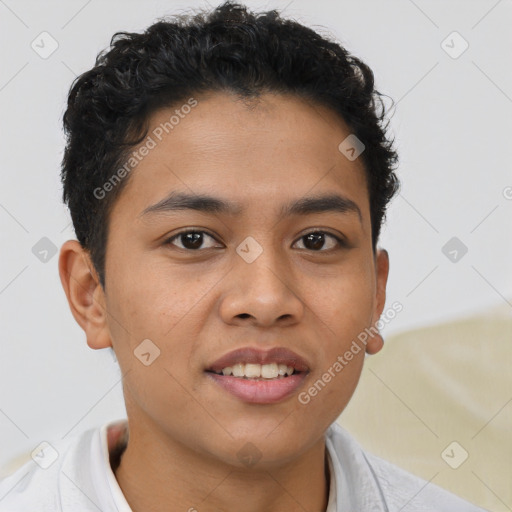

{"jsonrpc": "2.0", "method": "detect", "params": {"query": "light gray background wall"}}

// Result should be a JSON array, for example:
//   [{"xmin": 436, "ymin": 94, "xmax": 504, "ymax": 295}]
[{"xmin": 1, "ymin": 0, "xmax": 510, "ymax": 490}]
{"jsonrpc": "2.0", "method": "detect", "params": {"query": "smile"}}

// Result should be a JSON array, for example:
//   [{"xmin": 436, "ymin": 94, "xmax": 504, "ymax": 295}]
[
  {"xmin": 205, "ymin": 368, "xmax": 308, "ymax": 404},
  {"xmin": 209, "ymin": 362, "xmax": 296, "ymax": 379}
]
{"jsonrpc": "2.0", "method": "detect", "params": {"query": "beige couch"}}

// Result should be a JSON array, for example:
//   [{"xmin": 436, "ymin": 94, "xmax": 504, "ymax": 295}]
[{"xmin": 338, "ymin": 301, "xmax": 512, "ymax": 512}]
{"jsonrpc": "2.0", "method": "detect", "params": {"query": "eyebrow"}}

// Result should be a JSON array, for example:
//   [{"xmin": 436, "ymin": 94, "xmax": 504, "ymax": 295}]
[{"xmin": 139, "ymin": 191, "xmax": 362, "ymax": 224}]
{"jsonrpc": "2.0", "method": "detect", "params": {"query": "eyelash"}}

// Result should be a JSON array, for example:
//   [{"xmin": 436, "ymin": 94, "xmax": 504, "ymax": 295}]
[{"xmin": 163, "ymin": 229, "xmax": 346, "ymax": 253}]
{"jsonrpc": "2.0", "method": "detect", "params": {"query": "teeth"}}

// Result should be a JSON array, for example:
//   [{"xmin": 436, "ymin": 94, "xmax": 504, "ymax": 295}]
[
  {"xmin": 217, "ymin": 363, "xmax": 296, "ymax": 378},
  {"xmin": 261, "ymin": 363, "xmax": 278, "ymax": 378},
  {"xmin": 245, "ymin": 363, "xmax": 261, "ymax": 378},
  {"xmin": 232, "ymin": 363, "xmax": 245, "ymax": 377}
]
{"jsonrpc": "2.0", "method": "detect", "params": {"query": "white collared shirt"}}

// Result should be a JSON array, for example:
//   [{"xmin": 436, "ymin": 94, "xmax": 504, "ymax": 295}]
[{"xmin": 0, "ymin": 418, "xmax": 488, "ymax": 511}]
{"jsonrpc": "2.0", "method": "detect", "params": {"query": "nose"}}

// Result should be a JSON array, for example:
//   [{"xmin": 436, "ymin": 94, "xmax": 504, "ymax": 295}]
[{"xmin": 218, "ymin": 248, "xmax": 305, "ymax": 328}]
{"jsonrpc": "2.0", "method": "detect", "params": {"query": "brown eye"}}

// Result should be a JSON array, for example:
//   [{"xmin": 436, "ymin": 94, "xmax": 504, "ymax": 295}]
[
  {"xmin": 294, "ymin": 231, "xmax": 344, "ymax": 252},
  {"xmin": 165, "ymin": 230, "xmax": 220, "ymax": 250}
]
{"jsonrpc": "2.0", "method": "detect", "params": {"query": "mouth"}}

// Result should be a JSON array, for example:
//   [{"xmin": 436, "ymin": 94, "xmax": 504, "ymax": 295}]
[
  {"xmin": 205, "ymin": 347, "xmax": 310, "ymax": 404},
  {"xmin": 205, "ymin": 363, "xmax": 303, "ymax": 380},
  {"xmin": 205, "ymin": 346, "xmax": 310, "ymax": 374}
]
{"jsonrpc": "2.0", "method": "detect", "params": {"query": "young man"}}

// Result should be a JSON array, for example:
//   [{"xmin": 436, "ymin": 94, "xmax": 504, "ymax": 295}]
[{"xmin": 0, "ymin": 1, "xmax": 487, "ymax": 511}]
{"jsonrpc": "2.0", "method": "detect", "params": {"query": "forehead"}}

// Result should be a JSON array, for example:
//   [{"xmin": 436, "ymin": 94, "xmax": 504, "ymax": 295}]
[{"xmin": 111, "ymin": 91, "xmax": 370, "ymax": 224}]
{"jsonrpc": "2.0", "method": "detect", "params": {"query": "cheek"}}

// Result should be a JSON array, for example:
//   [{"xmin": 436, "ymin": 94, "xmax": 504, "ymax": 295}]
[
  {"xmin": 105, "ymin": 258, "xmax": 218, "ymax": 375},
  {"xmin": 309, "ymin": 263, "xmax": 374, "ymax": 340},
  {"xmin": 108, "ymin": 257, "xmax": 191, "ymax": 332},
  {"xmin": 300, "ymin": 261, "xmax": 373, "ymax": 414},
  {"xmin": 297, "ymin": 350, "xmax": 365, "ymax": 429},
  {"xmin": 105, "ymin": 264, "xmax": 208, "ymax": 420}
]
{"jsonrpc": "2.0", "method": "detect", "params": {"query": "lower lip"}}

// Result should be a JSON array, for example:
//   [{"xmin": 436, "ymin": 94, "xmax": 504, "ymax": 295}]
[{"xmin": 205, "ymin": 372, "xmax": 308, "ymax": 404}]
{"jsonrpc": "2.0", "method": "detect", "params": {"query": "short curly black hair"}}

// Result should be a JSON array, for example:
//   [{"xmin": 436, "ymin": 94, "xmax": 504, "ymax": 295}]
[{"xmin": 61, "ymin": 0, "xmax": 399, "ymax": 289}]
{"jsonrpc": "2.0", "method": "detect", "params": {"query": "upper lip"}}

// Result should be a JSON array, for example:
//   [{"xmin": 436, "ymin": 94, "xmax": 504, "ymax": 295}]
[{"xmin": 206, "ymin": 347, "xmax": 310, "ymax": 373}]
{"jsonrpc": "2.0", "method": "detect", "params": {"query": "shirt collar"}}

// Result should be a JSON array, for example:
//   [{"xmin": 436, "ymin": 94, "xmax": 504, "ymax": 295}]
[
  {"xmin": 60, "ymin": 418, "xmax": 387, "ymax": 512},
  {"xmin": 325, "ymin": 421, "xmax": 389, "ymax": 511},
  {"xmin": 99, "ymin": 419, "xmax": 132, "ymax": 511}
]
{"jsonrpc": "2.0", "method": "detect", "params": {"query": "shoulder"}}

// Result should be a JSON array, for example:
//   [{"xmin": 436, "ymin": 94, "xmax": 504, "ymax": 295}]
[
  {"xmin": 0, "ymin": 427, "xmax": 97, "ymax": 512},
  {"xmin": 364, "ymin": 451, "xmax": 488, "ymax": 511},
  {"xmin": 0, "ymin": 458, "xmax": 60, "ymax": 512},
  {"xmin": 325, "ymin": 422, "xmax": 489, "ymax": 512}
]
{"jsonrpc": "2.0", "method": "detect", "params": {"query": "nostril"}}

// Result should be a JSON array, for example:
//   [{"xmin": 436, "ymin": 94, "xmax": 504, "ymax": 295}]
[{"xmin": 237, "ymin": 313, "xmax": 251, "ymax": 319}]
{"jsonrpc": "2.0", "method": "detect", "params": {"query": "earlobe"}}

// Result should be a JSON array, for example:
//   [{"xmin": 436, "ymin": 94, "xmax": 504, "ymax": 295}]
[
  {"xmin": 365, "ymin": 332, "xmax": 384, "ymax": 355},
  {"xmin": 58, "ymin": 240, "xmax": 112, "ymax": 350},
  {"xmin": 365, "ymin": 248, "xmax": 390, "ymax": 355}
]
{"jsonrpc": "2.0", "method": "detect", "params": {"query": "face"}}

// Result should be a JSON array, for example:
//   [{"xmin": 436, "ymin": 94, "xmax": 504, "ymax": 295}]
[{"xmin": 61, "ymin": 91, "xmax": 389, "ymax": 468}]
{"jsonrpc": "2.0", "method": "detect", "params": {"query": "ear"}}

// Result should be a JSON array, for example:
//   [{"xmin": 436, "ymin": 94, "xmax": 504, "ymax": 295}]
[
  {"xmin": 365, "ymin": 248, "xmax": 389, "ymax": 355},
  {"xmin": 58, "ymin": 240, "xmax": 112, "ymax": 350}
]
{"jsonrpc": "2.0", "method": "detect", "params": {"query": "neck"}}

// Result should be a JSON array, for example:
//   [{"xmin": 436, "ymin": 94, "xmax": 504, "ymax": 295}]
[{"xmin": 113, "ymin": 420, "xmax": 330, "ymax": 512}]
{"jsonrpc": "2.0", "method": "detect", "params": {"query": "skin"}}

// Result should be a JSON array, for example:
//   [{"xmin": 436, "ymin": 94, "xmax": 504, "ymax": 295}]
[{"xmin": 59, "ymin": 91, "xmax": 389, "ymax": 512}]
